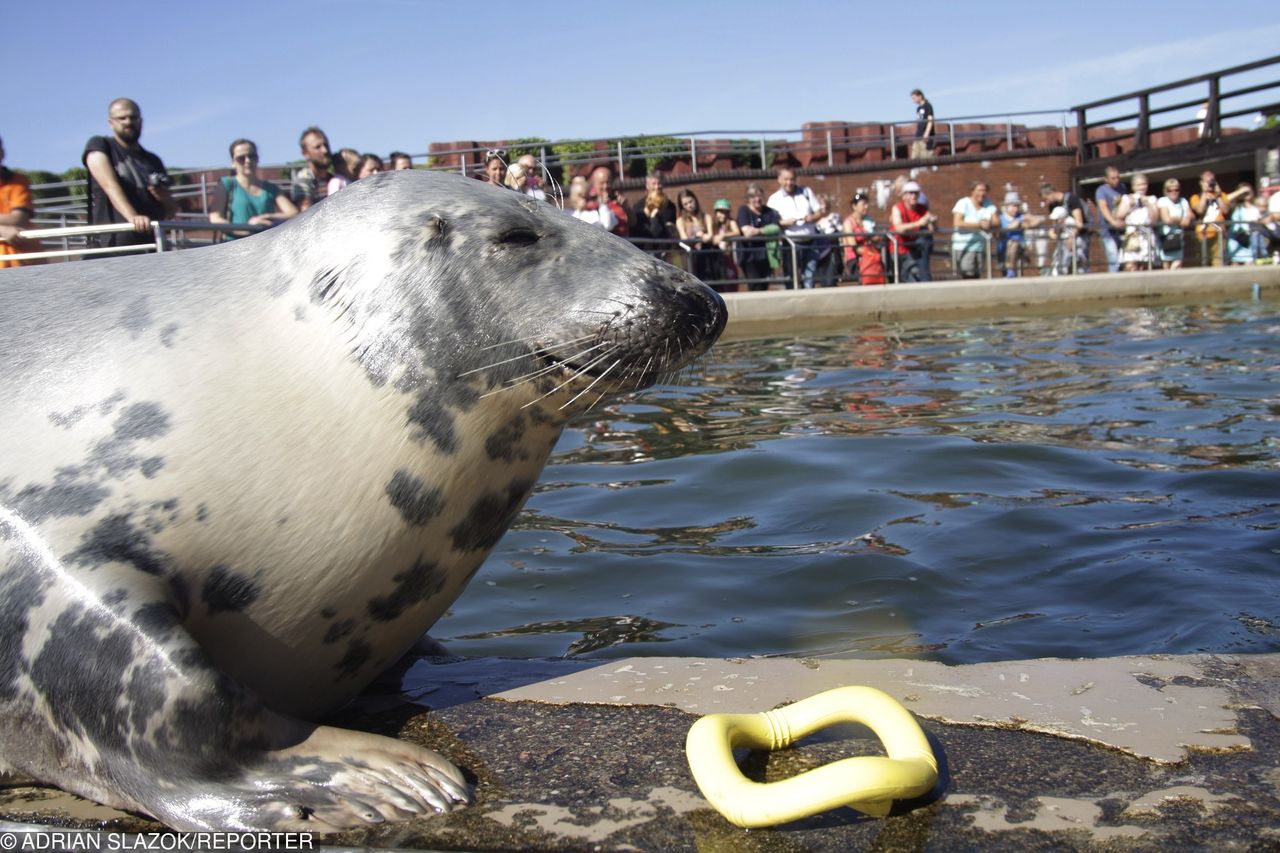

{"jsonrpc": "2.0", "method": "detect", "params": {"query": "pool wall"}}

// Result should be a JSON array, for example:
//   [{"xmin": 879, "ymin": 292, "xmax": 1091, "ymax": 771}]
[{"xmin": 722, "ymin": 265, "xmax": 1280, "ymax": 338}]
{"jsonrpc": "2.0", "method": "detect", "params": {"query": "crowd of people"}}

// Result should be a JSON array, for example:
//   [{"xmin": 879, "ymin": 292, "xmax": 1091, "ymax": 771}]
[
  {"xmin": 2, "ymin": 94, "xmax": 1277, "ymax": 281},
  {"xmin": 610, "ymin": 165, "xmax": 1280, "ymax": 291}
]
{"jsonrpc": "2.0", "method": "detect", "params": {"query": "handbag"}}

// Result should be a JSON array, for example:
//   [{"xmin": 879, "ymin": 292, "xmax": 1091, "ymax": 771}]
[{"xmin": 1160, "ymin": 228, "xmax": 1183, "ymax": 253}]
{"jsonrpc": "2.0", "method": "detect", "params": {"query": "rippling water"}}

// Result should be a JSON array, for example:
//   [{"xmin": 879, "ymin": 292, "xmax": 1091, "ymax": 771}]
[{"xmin": 436, "ymin": 297, "xmax": 1280, "ymax": 664}]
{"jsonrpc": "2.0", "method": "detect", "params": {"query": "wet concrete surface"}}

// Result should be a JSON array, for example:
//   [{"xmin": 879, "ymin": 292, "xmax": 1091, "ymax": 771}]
[{"xmin": 3, "ymin": 653, "xmax": 1280, "ymax": 851}]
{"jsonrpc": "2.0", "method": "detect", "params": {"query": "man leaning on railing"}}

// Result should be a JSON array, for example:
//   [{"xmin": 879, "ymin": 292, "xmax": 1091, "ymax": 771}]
[{"xmin": 82, "ymin": 98, "xmax": 175, "ymax": 252}]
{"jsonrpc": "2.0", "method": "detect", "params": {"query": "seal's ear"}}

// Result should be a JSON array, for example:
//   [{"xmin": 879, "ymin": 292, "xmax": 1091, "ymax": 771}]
[{"xmin": 424, "ymin": 216, "xmax": 446, "ymax": 240}]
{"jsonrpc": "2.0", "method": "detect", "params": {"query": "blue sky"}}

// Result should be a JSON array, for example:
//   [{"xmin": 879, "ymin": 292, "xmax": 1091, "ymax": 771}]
[{"xmin": 6, "ymin": 1, "xmax": 1278, "ymax": 173}]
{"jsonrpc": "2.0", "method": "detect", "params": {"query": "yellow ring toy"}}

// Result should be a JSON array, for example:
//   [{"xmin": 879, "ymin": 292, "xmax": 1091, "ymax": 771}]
[{"xmin": 684, "ymin": 685, "xmax": 938, "ymax": 828}]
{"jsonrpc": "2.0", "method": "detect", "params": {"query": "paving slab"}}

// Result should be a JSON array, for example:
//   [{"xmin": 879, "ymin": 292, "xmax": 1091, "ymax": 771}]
[
  {"xmin": 2, "ymin": 653, "xmax": 1279, "ymax": 851},
  {"xmin": 492, "ymin": 654, "xmax": 1249, "ymax": 763}
]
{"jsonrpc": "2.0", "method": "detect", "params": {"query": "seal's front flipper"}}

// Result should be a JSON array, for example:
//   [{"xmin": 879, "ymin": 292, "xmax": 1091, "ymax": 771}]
[
  {"xmin": 193, "ymin": 725, "xmax": 471, "ymax": 831},
  {"xmin": 0, "ymin": 518, "xmax": 468, "ymax": 831},
  {"xmin": 134, "ymin": 721, "xmax": 471, "ymax": 832}
]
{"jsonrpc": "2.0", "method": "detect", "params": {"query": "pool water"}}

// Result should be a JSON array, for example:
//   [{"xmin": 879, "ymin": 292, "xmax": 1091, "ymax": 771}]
[{"xmin": 435, "ymin": 297, "xmax": 1280, "ymax": 664}]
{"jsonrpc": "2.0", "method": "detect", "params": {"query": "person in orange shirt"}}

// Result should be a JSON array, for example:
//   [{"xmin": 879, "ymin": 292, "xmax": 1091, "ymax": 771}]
[{"xmin": 0, "ymin": 135, "xmax": 36, "ymax": 268}]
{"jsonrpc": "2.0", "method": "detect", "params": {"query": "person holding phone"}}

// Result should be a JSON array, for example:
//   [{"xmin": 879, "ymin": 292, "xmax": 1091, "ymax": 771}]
[{"xmin": 1191, "ymin": 170, "xmax": 1230, "ymax": 266}]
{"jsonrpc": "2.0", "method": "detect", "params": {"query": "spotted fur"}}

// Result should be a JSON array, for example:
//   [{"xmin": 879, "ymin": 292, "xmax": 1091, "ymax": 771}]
[{"xmin": 0, "ymin": 170, "xmax": 724, "ymax": 832}]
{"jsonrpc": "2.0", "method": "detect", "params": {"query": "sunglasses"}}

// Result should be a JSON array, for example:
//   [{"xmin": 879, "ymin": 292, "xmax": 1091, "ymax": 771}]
[
  {"xmin": 485, "ymin": 148, "xmax": 507, "ymax": 160},
  {"xmin": 234, "ymin": 154, "xmax": 258, "ymax": 163}
]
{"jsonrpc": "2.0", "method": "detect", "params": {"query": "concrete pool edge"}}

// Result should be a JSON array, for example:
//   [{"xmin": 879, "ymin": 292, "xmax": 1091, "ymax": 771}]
[
  {"xmin": 488, "ymin": 652, "xmax": 1274, "ymax": 764},
  {"xmin": 720, "ymin": 265, "xmax": 1280, "ymax": 337},
  {"xmin": 5, "ymin": 651, "xmax": 1279, "ymax": 850}
]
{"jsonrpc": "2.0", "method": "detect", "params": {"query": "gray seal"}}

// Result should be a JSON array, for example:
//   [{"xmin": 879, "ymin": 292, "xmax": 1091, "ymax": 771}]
[{"xmin": 0, "ymin": 171, "xmax": 725, "ymax": 832}]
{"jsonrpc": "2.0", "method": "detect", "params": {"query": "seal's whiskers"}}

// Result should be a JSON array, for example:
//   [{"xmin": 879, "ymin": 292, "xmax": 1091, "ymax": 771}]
[
  {"xmin": 458, "ymin": 333, "xmax": 596, "ymax": 377},
  {"xmin": 479, "ymin": 331, "xmax": 597, "ymax": 352},
  {"xmin": 478, "ymin": 341, "xmax": 613, "ymax": 400},
  {"xmin": 520, "ymin": 344, "xmax": 622, "ymax": 410},
  {"xmin": 560, "ymin": 358, "xmax": 622, "ymax": 411}
]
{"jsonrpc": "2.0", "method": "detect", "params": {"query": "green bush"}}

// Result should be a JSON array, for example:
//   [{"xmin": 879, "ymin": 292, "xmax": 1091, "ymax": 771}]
[
  {"xmin": 15, "ymin": 169, "xmax": 63, "ymax": 200},
  {"xmin": 506, "ymin": 137, "xmax": 551, "ymax": 162},
  {"xmin": 548, "ymin": 140, "xmax": 597, "ymax": 183},
  {"xmin": 615, "ymin": 135, "xmax": 682, "ymax": 177}
]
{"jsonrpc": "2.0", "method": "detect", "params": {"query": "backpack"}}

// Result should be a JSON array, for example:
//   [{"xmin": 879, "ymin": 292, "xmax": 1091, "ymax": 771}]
[{"xmin": 212, "ymin": 176, "xmax": 236, "ymax": 221}]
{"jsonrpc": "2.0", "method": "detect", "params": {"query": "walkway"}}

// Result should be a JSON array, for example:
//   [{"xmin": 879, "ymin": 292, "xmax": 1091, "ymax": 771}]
[{"xmin": 3, "ymin": 651, "xmax": 1279, "ymax": 850}]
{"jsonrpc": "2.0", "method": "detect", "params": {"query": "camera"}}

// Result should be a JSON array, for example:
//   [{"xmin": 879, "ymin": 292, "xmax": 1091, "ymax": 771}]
[
  {"xmin": 1208, "ymin": 179, "xmax": 1218, "ymax": 190},
  {"xmin": 146, "ymin": 172, "xmax": 172, "ymax": 189}
]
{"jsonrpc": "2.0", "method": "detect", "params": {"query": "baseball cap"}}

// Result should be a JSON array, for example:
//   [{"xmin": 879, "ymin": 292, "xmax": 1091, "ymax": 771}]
[
  {"xmin": 902, "ymin": 181, "xmax": 922, "ymax": 193},
  {"xmin": 714, "ymin": 198, "xmax": 731, "ymax": 211}
]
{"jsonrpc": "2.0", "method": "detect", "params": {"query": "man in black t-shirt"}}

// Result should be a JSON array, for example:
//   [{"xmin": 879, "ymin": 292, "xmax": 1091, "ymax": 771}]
[
  {"xmin": 910, "ymin": 89, "xmax": 934, "ymax": 159},
  {"xmin": 82, "ymin": 98, "xmax": 175, "ymax": 250}
]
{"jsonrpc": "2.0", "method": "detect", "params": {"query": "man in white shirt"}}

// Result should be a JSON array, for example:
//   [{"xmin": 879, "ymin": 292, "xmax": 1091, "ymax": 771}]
[{"xmin": 767, "ymin": 168, "xmax": 822, "ymax": 288}]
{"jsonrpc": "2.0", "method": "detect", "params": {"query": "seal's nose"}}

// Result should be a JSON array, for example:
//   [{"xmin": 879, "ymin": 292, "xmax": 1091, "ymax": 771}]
[{"xmin": 674, "ymin": 280, "xmax": 728, "ymax": 347}]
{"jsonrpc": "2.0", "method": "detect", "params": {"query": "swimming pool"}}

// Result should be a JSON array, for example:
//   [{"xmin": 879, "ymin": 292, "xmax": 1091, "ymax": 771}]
[{"xmin": 436, "ymin": 296, "xmax": 1280, "ymax": 664}]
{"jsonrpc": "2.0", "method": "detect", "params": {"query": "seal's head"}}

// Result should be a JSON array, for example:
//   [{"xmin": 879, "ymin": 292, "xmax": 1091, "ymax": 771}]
[{"xmin": 282, "ymin": 171, "xmax": 726, "ymax": 426}]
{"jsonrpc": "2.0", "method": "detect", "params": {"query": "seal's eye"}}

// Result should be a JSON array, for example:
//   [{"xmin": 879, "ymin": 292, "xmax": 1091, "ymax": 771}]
[{"xmin": 498, "ymin": 229, "xmax": 540, "ymax": 247}]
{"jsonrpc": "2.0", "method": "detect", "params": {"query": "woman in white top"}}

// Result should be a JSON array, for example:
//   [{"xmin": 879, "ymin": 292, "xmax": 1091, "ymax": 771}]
[
  {"xmin": 1114, "ymin": 173, "xmax": 1158, "ymax": 272},
  {"xmin": 1155, "ymin": 178, "xmax": 1192, "ymax": 270}
]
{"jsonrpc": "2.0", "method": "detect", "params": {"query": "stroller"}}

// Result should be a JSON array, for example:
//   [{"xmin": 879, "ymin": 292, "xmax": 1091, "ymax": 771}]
[{"xmin": 1044, "ymin": 209, "xmax": 1087, "ymax": 276}]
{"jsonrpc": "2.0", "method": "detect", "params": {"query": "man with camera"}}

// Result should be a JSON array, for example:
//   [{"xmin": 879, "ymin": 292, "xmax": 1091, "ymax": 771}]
[{"xmin": 83, "ymin": 98, "xmax": 175, "ymax": 250}]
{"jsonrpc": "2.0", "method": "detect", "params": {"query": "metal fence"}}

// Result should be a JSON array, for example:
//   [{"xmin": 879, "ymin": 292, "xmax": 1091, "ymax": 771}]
[
  {"xmin": 423, "ymin": 111, "xmax": 1074, "ymax": 182},
  {"xmin": 3, "ymin": 219, "xmax": 265, "ymax": 264}
]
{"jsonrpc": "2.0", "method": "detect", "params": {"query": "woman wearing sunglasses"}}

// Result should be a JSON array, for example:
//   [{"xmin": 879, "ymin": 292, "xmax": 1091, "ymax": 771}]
[{"xmin": 210, "ymin": 138, "xmax": 298, "ymax": 237}]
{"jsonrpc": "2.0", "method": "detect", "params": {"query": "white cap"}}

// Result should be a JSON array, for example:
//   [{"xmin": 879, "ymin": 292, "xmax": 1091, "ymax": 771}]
[{"xmin": 901, "ymin": 181, "xmax": 922, "ymax": 193}]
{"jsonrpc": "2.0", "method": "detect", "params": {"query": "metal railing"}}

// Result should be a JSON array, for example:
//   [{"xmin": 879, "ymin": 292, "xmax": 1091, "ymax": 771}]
[
  {"xmin": 7, "ymin": 222, "xmax": 163, "ymax": 262},
  {"xmin": 1074, "ymin": 54, "xmax": 1280, "ymax": 162},
  {"xmin": 421, "ymin": 111, "xmax": 1074, "ymax": 182},
  {"xmin": 6, "ymin": 219, "xmax": 267, "ymax": 264}
]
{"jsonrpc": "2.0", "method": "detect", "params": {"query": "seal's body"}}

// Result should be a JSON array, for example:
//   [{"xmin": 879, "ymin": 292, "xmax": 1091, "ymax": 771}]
[{"xmin": 0, "ymin": 171, "xmax": 725, "ymax": 831}]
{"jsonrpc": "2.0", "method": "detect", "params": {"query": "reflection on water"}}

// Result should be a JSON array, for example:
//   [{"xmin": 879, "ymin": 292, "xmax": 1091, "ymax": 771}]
[{"xmin": 436, "ymin": 299, "xmax": 1280, "ymax": 664}]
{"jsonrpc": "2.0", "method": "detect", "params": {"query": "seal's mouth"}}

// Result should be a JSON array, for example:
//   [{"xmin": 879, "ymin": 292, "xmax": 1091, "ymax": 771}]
[
  {"xmin": 535, "ymin": 284, "xmax": 726, "ymax": 394},
  {"xmin": 467, "ymin": 283, "xmax": 725, "ymax": 409}
]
